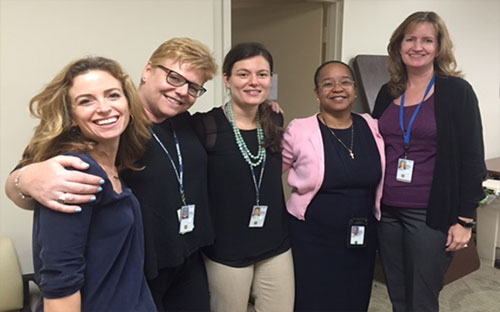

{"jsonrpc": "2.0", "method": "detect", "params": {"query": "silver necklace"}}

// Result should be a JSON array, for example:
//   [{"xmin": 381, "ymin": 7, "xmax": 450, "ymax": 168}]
[{"xmin": 322, "ymin": 115, "xmax": 355, "ymax": 159}]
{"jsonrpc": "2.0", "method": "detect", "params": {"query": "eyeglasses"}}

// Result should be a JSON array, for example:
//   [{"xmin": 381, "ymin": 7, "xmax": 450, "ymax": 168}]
[
  {"xmin": 156, "ymin": 65, "xmax": 207, "ymax": 97},
  {"xmin": 319, "ymin": 79, "xmax": 355, "ymax": 91}
]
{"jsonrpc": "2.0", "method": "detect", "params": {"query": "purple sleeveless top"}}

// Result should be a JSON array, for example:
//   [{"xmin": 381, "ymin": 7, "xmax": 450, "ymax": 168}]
[{"xmin": 378, "ymin": 95, "xmax": 437, "ymax": 208}]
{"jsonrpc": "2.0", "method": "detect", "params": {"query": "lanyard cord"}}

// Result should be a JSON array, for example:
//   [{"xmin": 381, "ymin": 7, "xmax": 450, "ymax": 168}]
[
  {"xmin": 400, "ymin": 75, "xmax": 435, "ymax": 155},
  {"xmin": 150, "ymin": 123, "xmax": 187, "ymax": 206},
  {"xmin": 250, "ymin": 153, "xmax": 266, "ymax": 205}
]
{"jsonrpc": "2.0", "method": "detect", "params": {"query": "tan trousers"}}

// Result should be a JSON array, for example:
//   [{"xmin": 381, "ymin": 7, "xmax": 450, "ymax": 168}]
[{"xmin": 204, "ymin": 249, "xmax": 294, "ymax": 312}]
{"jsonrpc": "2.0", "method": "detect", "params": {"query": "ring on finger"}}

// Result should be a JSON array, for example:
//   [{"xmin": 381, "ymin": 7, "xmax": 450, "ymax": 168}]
[
  {"xmin": 57, "ymin": 193, "xmax": 67, "ymax": 204},
  {"xmin": 464, "ymin": 244, "xmax": 468, "ymax": 248}
]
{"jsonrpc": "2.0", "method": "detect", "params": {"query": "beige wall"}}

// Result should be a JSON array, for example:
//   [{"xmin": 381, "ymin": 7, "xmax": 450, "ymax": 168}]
[
  {"xmin": 342, "ymin": 0, "xmax": 500, "ymax": 159},
  {"xmin": 0, "ymin": 0, "xmax": 230, "ymax": 272},
  {"xmin": 232, "ymin": 2, "xmax": 325, "ymax": 124}
]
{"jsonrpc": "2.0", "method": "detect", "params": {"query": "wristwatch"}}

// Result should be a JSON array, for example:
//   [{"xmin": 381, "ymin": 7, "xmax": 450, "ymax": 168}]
[{"xmin": 457, "ymin": 218, "xmax": 476, "ymax": 228}]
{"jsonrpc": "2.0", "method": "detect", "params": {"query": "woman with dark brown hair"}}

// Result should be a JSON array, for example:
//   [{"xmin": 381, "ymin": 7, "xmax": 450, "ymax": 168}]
[{"xmin": 192, "ymin": 42, "xmax": 294, "ymax": 312}]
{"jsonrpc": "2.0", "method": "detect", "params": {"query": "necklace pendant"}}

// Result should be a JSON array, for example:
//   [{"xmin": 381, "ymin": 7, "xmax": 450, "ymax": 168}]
[{"xmin": 350, "ymin": 151, "xmax": 355, "ymax": 159}]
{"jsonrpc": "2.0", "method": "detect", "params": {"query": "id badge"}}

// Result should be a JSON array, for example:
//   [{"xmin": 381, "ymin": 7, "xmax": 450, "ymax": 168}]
[
  {"xmin": 396, "ymin": 158, "xmax": 414, "ymax": 183},
  {"xmin": 348, "ymin": 218, "xmax": 367, "ymax": 248},
  {"xmin": 178, "ymin": 204, "xmax": 195, "ymax": 234},
  {"xmin": 249, "ymin": 205, "xmax": 267, "ymax": 228}
]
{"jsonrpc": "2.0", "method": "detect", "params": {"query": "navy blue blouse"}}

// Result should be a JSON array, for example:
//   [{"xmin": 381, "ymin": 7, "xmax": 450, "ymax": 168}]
[{"xmin": 32, "ymin": 153, "xmax": 156, "ymax": 311}]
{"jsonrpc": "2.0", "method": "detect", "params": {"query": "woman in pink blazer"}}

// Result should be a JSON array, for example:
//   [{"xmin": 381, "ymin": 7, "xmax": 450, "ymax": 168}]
[{"xmin": 282, "ymin": 61, "xmax": 385, "ymax": 311}]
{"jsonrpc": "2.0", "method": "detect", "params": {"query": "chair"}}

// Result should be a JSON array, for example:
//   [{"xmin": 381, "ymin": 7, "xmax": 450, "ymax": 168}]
[
  {"xmin": 352, "ymin": 54, "xmax": 389, "ymax": 113},
  {"xmin": 443, "ymin": 238, "xmax": 480, "ymax": 284},
  {"xmin": 0, "ymin": 236, "xmax": 37, "ymax": 312}
]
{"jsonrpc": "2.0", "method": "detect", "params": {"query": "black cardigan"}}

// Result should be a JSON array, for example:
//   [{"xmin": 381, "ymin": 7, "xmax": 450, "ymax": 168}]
[{"xmin": 372, "ymin": 75, "xmax": 486, "ymax": 233}]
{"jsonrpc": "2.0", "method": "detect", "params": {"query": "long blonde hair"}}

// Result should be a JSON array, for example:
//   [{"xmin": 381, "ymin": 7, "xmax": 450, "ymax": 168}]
[
  {"xmin": 387, "ymin": 11, "xmax": 462, "ymax": 97},
  {"xmin": 20, "ymin": 56, "xmax": 151, "ymax": 171}
]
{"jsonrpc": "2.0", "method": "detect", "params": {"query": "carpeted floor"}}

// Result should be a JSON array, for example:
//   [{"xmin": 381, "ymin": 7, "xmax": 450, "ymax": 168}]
[{"xmin": 368, "ymin": 259, "xmax": 500, "ymax": 311}]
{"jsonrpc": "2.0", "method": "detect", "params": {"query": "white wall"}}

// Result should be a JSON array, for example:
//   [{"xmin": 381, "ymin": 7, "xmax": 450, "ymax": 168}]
[
  {"xmin": 0, "ymin": 0, "xmax": 230, "ymax": 272},
  {"xmin": 342, "ymin": 0, "xmax": 500, "ymax": 159}
]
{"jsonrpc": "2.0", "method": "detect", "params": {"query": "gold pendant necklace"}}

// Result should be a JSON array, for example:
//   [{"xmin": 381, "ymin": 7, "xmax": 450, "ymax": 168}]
[{"xmin": 322, "ymin": 115, "xmax": 355, "ymax": 159}]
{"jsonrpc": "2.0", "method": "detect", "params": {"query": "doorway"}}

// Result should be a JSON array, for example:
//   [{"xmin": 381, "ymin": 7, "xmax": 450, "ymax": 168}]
[{"xmin": 231, "ymin": 0, "xmax": 343, "ymax": 123}]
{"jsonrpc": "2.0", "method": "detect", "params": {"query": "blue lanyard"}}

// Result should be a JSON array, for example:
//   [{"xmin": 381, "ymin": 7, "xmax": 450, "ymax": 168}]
[
  {"xmin": 400, "ymin": 75, "xmax": 435, "ymax": 154},
  {"xmin": 250, "ymin": 153, "xmax": 266, "ymax": 205},
  {"xmin": 150, "ymin": 122, "xmax": 186, "ymax": 205}
]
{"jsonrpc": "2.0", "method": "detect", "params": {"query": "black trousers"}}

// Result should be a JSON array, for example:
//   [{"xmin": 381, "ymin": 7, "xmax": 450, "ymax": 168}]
[
  {"xmin": 377, "ymin": 206, "xmax": 453, "ymax": 312},
  {"xmin": 148, "ymin": 250, "xmax": 210, "ymax": 312}
]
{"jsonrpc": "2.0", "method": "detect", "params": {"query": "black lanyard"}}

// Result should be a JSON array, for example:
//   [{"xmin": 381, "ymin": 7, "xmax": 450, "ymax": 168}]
[
  {"xmin": 150, "ymin": 122, "xmax": 187, "ymax": 205},
  {"xmin": 250, "ymin": 153, "xmax": 266, "ymax": 205}
]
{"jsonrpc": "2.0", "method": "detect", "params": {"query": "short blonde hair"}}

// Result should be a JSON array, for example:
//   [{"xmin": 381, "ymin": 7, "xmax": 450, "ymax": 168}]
[
  {"xmin": 20, "ymin": 56, "xmax": 151, "ymax": 171},
  {"xmin": 387, "ymin": 11, "xmax": 462, "ymax": 97},
  {"xmin": 147, "ymin": 37, "xmax": 217, "ymax": 82}
]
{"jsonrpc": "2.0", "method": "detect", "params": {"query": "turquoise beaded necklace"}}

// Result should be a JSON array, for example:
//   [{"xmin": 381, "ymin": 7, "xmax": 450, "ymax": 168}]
[{"xmin": 224, "ymin": 102, "xmax": 266, "ymax": 168}]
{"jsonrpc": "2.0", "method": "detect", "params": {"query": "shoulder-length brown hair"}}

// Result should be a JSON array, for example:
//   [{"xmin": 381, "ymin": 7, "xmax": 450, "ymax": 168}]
[
  {"xmin": 20, "ymin": 56, "xmax": 151, "ymax": 172},
  {"xmin": 387, "ymin": 11, "xmax": 462, "ymax": 97}
]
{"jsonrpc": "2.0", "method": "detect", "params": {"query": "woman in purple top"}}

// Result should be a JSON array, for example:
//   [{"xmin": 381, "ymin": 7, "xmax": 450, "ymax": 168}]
[{"xmin": 372, "ymin": 11, "xmax": 486, "ymax": 312}]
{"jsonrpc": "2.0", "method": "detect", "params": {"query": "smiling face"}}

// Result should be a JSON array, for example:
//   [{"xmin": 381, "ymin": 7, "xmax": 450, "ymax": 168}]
[
  {"xmin": 315, "ymin": 62, "xmax": 356, "ymax": 115},
  {"xmin": 70, "ymin": 70, "xmax": 130, "ymax": 146},
  {"xmin": 139, "ymin": 59, "xmax": 207, "ymax": 123},
  {"xmin": 400, "ymin": 22, "xmax": 438, "ymax": 72},
  {"xmin": 224, "ymin": 55, "xmax": 272, "ymax": 109}
]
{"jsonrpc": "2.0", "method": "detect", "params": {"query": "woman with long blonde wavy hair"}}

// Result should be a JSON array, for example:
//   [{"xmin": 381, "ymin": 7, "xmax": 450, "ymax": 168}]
[{"xmin": 24, "ymin": 56, "xmax": 155, "ymax": 311}]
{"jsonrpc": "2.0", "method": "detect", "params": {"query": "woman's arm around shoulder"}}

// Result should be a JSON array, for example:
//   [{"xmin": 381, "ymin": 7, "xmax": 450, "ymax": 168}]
[{"xmin": 5, "ymin": 155, "xmax": 104, "ymax": 213}]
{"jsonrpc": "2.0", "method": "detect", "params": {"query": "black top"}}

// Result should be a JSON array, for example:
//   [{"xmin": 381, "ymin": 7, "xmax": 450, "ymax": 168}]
[
  {"xmin": 372, "ymin": 75, "xmax": 486, "ymax": 232},
  {"xmin": 122, "ymin": 112, "xmax": 214, "ymax": 279},
  {"xmin": 192, "ymin": 107, "xmax": 290, "ymax": 267},
  {"xmin": 314, "ymin": 114, "xmax": 381, "ymax": 216},
  {"xmin": 33, "ymin": 153, "xmax": 155, "ymax": 312}
]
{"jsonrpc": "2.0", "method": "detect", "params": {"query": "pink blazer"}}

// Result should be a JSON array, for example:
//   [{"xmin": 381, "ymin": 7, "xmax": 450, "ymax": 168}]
[{"xmin": 282, "ymin": 113, "xmax": 385, "ymax": 221}]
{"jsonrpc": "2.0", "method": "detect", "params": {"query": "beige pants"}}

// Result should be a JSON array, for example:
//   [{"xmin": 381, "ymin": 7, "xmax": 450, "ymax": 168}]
[{"xmin": 204, "ymin": 249, "xmax": 294, "ymax": 312}]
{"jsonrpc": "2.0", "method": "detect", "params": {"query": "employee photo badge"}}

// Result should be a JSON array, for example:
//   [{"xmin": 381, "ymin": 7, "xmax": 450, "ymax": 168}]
[
  {"xmin": 178, "ymin": 204, "xmax": 195, "ymax": 234},
  {"xmin": 396, "ymin": 158, "xmax": 414, "ymax": 183},
  {"xmin": 249, "ymin": 205, "xmax": 268, "ymax": 228},
  {"xmin": 348, "ymin": 218, "xmax": 367, "ymax": 248}
]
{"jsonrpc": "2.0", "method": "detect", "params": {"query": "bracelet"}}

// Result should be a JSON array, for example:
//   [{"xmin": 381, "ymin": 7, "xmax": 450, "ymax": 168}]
[
  {"xmin": 14, "ymin": 167, "xmax": 32, "ymax": 200},
  {"xmin": 457, "ymin": 218, "xmax": 476, "ymax": 228}
]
